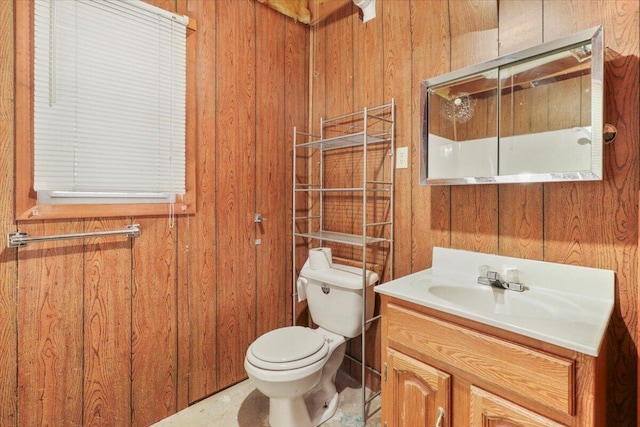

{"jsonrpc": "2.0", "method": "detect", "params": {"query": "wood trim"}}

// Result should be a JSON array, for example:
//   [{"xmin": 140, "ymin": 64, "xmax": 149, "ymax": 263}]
[
  {"xmin": 14, "ymin": 0, "xmax": 33, "ymax": 220},
  {"xmin": 14, "ymin": 0, "xmax": 197, "ymax": 222}
]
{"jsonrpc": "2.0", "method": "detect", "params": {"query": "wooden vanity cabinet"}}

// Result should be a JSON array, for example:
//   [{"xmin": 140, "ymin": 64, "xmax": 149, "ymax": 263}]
[{"xmin": 380, "ymin": 296, "xmax": 606, "ymax": 427}]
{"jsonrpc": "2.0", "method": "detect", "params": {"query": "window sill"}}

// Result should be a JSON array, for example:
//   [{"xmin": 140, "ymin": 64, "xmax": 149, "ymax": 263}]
[{"xmin": 16, "ymin": 196, "xmax": 196, "ymax": 222}]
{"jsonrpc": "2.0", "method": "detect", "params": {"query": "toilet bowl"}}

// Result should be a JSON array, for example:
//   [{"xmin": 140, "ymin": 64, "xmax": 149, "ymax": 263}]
[{"xmin": 244, "ymin": 326, "xmax": 346, "ymax": 427}]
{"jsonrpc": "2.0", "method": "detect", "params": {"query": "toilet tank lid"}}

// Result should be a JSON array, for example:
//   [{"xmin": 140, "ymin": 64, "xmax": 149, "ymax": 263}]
[{"xmin": 300, "ymin": 262, "xmax": 379, "ymax": 290}]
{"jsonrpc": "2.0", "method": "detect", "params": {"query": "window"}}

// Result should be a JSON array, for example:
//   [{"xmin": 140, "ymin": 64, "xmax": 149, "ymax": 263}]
[{"xmin": 15, "ymin": 0, "xmax": 196, "ymax": 220}]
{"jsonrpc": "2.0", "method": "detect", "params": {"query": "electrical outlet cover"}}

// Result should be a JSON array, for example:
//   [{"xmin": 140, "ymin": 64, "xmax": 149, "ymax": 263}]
[{"xmin": 396, "ymin": 147, "xmax": 408, "ymax": 169}]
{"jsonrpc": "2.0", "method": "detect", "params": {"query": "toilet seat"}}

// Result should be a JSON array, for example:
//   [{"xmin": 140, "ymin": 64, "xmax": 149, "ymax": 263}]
[{"xmin": 247, "ymin": 326, "xmax": 329, "ymax": 371}]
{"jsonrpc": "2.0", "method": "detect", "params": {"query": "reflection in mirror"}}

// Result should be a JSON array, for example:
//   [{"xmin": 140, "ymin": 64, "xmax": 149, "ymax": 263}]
[
  {"xmin": 427, "ymin": 70, "xmax": 498, "ymax": 179},
  {"xmin": 420, "ymin": 26, "xmax": 603, "ymax": 185},
  {"xmin": 499, "ymin": 42, "xmax": 593, "ymax": 176}
]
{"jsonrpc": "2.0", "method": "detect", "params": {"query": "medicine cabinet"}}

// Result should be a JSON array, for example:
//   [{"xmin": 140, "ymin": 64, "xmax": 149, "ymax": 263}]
[{"xmin": 420, "ymin": 26, "xmax": 604, "ymax": 185}]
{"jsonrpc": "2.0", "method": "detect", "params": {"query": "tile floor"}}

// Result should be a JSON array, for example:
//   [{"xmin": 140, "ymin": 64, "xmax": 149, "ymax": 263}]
[{"xmin": 153, "ymin": 371, "xmax": 381, "ymax": 427}]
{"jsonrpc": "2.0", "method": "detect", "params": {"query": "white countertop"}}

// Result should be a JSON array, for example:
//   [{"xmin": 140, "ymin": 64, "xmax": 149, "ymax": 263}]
[{"xmin": 375, "ymin": 247, "xmax": 615, "ymax": 356}]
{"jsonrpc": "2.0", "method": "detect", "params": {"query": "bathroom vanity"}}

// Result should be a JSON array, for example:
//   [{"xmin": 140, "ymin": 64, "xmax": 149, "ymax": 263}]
[{"xmin": 375, "ymin": 247, "xmax": 614, "ymax": 427}]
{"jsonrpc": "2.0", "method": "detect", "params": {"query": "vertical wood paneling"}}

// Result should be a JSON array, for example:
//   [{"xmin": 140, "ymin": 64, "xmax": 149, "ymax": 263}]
[
  {"xmin": 0, "ymin": 0, "xmax": 16, "ymax": 425},
  {"xmin": 131, "ymin": 218, "xmax": 178, "ymax": 426},
  {"xmin": 297, "ymin": 19, "xmax": 322, "ymax": 326},
  {"xmin": 215, "ymin": 0, "xmax": 257, "ymax": 388},
  {"xmin": 324, "ymin": 4, "xmax": 354, "ymax": 117},
  {"xmin": 311, "ymin": 1, "xmax": 638, "ymax": 425},
  {"xmin": 285, "ymin": 17, "xmax": 309, "ymax": 327},
  {"xmin": 383, "ymin": 0, "xmax": 412, "ymax": 278},
  {"xmin": 256, "ymin": 5, "xmax": 287, "ymax": 336},
  {"xmin": 5, "ymin": 0, "xmax": 310, "ymax": 424},
  {"xmin": 4, "ymin": 0, "xmax": 637, "ymax": 425},
  {"xmin": 323, "ymin": 4, "xmax": 355, "ymax": 261},
  {"xmin": 83, "ymin": 219, "xmax": 132, "ymax": 426},
  {"xmin": 350, "ymin": 5, "xmax": 385, "ymax": 389},
  {"xmin": 353, "ymin": 5, "xmax": 383, "ymax": 112},
  {"xmin": 121, "ymin": 6, "xmax": 178, "ymax": 424},
  {"xmin": 448, "ymin": 0, "xmax": 499, "ymax": 254},
  {"xmin": 352, "ymin": 2, "xmax": 384, "ymax": 273},
  {"xmin": 175, "ymin": 0, "xmax": 194, "ymax": 409},
  {"xmin": 497, "ymin": 0, "xmax": 544, "ymax": 260},
  {"xmin": 181, "ymin": 0, "xmax": 219, "ymax": 403},
  {"xmin": 410, "ymin": 0, "xmax": 451, "ymax": 272},
  {"xmin": 17, "ymin": 221, "xmax": 85, "ymax": 427},
  {"xmin": 309, "ymin": 22, "xmax": 326, "ymax": 137},
  {"xmin": 542, "ymin": 1, "xmax": 639, "ymax": 425}
]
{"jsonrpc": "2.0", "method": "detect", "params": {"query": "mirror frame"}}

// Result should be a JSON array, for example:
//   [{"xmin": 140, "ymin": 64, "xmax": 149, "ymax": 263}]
[{"xmin": 419, "ymin": 26, "xmax": 603, "ymax": 185}]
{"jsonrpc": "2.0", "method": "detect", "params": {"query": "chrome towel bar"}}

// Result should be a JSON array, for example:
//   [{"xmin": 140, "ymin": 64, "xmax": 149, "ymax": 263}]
[{"xmin": 7, "ymin": 224, "xmax": 141, "ymax": 248}]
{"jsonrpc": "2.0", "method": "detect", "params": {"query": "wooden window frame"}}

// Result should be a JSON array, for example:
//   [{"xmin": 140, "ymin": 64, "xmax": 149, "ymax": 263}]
[{"xmin": 14, "ymin": 0, "xmax": 197, "ymax": 221}]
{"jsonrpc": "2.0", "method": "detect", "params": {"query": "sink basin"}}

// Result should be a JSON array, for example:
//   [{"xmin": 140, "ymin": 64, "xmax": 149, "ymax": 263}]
[
  {"xmin": 375, "ymin": 247, "xmax": 615, "ymax": 356},
  {"xmin": 426, "ymin": 284, "xmax": 584, "ymax": 319}
]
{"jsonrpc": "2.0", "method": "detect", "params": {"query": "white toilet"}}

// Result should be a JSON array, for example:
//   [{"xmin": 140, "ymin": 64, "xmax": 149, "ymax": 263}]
[{"xmin": 244, "ymin": 248, "xmax": 379, "ymax": 427}]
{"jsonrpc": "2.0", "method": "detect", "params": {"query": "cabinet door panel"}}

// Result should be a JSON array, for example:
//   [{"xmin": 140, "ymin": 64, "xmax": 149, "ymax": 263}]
[
  {"xmin": 470, "ymin": 386, "xmax": 567, "ymax": 427},
  {"xmin": 384, "ymin": 349, "xmax": 451, "ymax": 427}
]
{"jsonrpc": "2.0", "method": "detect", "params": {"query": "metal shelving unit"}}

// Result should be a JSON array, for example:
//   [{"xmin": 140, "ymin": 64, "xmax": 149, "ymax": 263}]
[{"xmin": 292, "ymin": 99, "xmax": 395, "ymax": 424}]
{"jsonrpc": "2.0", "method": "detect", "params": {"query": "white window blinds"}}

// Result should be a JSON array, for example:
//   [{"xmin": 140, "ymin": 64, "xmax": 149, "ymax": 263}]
[{"xmin": 33, "ymin": 0, "xmax": 188, "ymax": 204}]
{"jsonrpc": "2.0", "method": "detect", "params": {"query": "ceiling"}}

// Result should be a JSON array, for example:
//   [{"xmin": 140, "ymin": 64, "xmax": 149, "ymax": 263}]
[{"xmin": 256, "ymin": 0, "xmax": 353, "ymax": 25}]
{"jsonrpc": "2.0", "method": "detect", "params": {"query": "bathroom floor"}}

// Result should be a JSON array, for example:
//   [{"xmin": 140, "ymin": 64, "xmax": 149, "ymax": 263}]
[{"xmin": 152, "ymin": 370, "xmax": 381, "ymax": 427}]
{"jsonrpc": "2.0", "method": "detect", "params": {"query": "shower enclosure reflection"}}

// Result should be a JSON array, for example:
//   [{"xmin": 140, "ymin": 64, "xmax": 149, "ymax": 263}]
[{"xmin": 420, "ymin": 26, "xmax": 604, "ymax": 185}]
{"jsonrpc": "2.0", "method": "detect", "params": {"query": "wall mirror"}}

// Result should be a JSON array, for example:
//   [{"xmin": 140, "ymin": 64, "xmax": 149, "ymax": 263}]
[{"xmin": 420, "ymin": 26, "xmax": 604, "ymax": 185}]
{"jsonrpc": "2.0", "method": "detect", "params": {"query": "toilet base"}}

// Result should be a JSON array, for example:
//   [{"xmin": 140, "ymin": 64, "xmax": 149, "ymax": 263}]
[
  {"xmin": 305, "ymin": 388, "xmax": 339, "ymax": 426},
  {"xmin": 269, "ymin": 396, "xmax": 312, "ymax": 427},
  {"xmin": 267, "ymin": 390, "xmax": 339, "ymax": 427}
]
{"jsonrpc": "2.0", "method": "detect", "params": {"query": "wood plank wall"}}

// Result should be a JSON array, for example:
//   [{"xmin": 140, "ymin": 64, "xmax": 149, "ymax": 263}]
[
  {"xmin": 0, "ymin": 1, "xmax": 16, "ymax": 425},
  {"xmin": 310, "ymin": 1, "xmax": 639, "ymax": 426},
  {"xmin": 0, "ymin": 0, "xmax": 308, "ymax": 425}
]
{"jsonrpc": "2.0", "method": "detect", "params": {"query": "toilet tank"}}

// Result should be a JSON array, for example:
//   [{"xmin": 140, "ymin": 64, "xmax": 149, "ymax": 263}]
[{"xmin": 299, "ymin": 260, "xmax": 379, "ymax": 338}]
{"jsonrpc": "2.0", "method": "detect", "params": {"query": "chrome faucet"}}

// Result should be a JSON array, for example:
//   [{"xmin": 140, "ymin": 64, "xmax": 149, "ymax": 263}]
[{"xmin": 478, "ymin": 271, "xmax": 525, "ymax": 292}]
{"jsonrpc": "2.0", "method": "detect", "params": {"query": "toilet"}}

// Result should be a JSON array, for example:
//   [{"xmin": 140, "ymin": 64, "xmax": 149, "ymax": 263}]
[{"xmin": 244, "ymin": 248, "xmax": 379, "ymax": 427}]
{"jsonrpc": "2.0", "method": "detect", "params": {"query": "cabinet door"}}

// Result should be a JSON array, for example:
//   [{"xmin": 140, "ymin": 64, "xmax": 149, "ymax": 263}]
[
  {"xmin": 470, "ymin": 386, "xmax": 568, "ymax": 427},
  {"xmin": 383, "ymin": 349, "xmax": 451, "ymax": 427}
]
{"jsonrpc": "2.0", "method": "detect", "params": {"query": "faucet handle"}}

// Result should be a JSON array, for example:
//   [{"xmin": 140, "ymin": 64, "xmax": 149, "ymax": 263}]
[
  {"xmin": 505, "ymin": 269, "xmax": 526, "ymax": 291},
  {"xmin": 479, "ymin": 264, "xmax": 490, "ymax": 277},
  {"xmin": 506, "ymin": 269, "xmax": 521, "ymax": 283}
]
